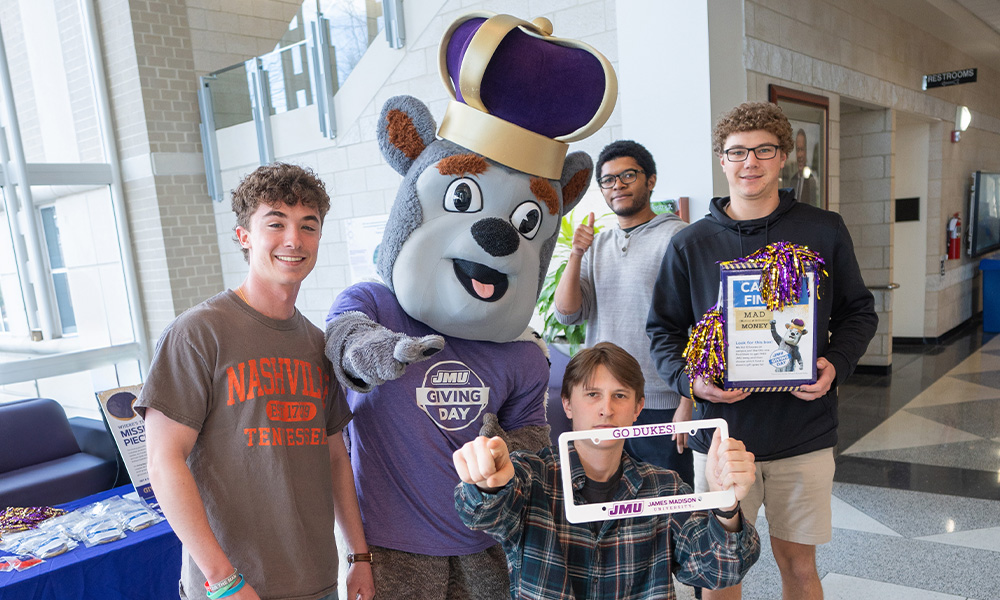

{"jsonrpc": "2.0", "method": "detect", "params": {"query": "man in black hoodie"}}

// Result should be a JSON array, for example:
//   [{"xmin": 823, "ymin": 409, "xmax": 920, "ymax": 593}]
[{"xmin": 646, "ymin": 102, "xmax": 877, "ymax": 600}]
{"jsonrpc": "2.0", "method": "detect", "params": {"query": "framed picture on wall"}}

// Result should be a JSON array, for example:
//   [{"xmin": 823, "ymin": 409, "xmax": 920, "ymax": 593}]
[{"xmin": 769, "ymin": 85, "xmax": 829, "ymax": 210}]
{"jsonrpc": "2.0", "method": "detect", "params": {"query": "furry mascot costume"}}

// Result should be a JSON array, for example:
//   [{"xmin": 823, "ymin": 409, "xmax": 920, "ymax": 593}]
[{"xmin": 324, "ymin": 12, "xmax": 617, "ymax": 599}]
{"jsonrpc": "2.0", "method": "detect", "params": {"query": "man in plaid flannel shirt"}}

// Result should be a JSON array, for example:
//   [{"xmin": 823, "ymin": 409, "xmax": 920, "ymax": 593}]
[{"xmin": 454, "ymin": 342, "xmax": 760, "ymax": 600}]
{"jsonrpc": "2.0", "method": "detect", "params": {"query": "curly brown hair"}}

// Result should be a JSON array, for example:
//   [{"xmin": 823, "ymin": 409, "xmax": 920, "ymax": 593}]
[
  {"xmin": 231, "ymin": 163, "xmax": 331, "ymax": 261},
  {"xmin": 712, "ymin": 102, "xmax": 794, "ymax": 156}
]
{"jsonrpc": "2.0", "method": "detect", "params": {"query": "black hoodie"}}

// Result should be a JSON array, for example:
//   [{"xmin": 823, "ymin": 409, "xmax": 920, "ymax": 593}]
[{"xmin": 646, "ymin": 190, "xmax": 877, "ymax": 460}]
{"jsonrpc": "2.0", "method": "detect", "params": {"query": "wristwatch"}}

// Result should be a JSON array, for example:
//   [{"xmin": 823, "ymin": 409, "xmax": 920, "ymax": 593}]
[
  {"xmin": 347, "ymin": 552, "xmax": 373, "ymax": 565},
  {"xmin": 712, "ymin": 502, "xmax": 741, "ymax": 520}
]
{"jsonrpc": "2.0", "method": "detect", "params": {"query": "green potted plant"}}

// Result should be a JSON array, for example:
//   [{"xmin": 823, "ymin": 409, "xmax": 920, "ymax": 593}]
[{"xmin": 535, "ymin": 210, "xmax": 605, "ymax": 355}]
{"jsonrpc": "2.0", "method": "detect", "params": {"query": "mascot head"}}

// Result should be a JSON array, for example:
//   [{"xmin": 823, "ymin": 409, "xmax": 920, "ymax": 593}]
[
  {"xmin": 784, "ymin": 319, "xmax": 808, "ymax": 345},
  {"xmin": 375, "ymin": 13, "xmax": 617, "ymax": 343}
]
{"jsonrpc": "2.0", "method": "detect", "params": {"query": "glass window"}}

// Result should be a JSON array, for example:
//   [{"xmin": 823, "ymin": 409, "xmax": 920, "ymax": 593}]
[
  {"xmin": 262, "ymin": 42, "xmax": 314, "ymax": 115},
  {"xmin": 0, "ymin": 190, "xmax": 27, "ymax": 336},
  {"xmin": 0, "ymin": 0, "xmax": 105, "ymax": 163},
  {"xmin": 40, "ymin": 205, "xmax": 76, "ymax": 335},
  {"xmin": 321, "ymin": 0, "xmax": 385, "ymax": 87},
  {"xmin": 0, "ymin": 1, "xmax": 144, "ymax": 420},
  {"xmin": 0, "ymin": 287, "xmax": 8, "ymax": 332},
  {"xmin": 0, "ymin": 359, "xmax": 143, "ymax": 420},
  {"xmin": 34, "ymin": 186, "xmax": 132, "ymax": 345}
]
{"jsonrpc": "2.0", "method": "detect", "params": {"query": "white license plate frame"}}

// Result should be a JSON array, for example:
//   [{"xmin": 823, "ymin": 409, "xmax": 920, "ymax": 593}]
[{"xmin": 558, "ymin": 418, "xmax": 737, "ymax": 524}]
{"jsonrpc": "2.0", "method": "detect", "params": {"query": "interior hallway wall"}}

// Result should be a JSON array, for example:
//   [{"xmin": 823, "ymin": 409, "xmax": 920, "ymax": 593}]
[
  {"xmin": 741, "ymin": 0, "xmax": 1000, "ymax": 343},
  {"xmin": 929, "ymin": 120, "xmax": 1000, "ymax": 332},
  {"xmin": 840, "ymin": 106, "xmax": 893, "ymax": 367},
  {"xmin": 141, "ymin": 0, "xmax": 1000, "ymax": 346},
  {"xmin": 892, "ymin": 118, "xmax": 930, "ymax": 338}
]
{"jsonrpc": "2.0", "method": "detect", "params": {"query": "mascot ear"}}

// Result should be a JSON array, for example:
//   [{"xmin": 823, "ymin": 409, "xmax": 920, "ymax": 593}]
[
  {"xmin": 559, "ymin": 151, "xmax": 593, "ymax": 215},
  {"xmin": 378, "ymin": 95, "xmax": 438, "ymax": 175}
]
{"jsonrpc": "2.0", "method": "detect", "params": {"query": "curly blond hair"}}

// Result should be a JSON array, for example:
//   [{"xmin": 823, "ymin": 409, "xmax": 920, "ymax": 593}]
[{"xmin": 712, "ymin": 102, "xmax": 794, "ymax": 156}]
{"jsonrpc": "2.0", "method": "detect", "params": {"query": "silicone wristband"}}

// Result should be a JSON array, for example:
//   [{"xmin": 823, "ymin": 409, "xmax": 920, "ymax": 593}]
[{"xmin": 206, "ymin": 568, "xmax": 238, "ymax": 593}]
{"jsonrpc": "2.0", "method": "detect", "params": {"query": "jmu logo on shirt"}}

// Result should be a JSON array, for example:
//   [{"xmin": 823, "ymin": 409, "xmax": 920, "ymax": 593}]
[{"xmin": 415, "ymin": 361, "xmax": 490, "ymax": 431}]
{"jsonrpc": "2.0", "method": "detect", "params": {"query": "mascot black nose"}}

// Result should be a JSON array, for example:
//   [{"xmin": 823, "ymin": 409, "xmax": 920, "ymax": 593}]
[{"xmin": 471, "ymin": 217, "xmax": 520, "ymax": 257}]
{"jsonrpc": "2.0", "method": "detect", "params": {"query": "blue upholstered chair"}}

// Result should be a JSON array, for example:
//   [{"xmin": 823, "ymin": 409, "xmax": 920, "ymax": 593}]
[{"xmin": 0, "ymin": 398, "xmax": 119, "ymax": 507}]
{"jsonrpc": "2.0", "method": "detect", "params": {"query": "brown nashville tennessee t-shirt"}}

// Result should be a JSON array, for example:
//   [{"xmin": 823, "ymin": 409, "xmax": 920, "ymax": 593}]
[{"xmin": 137, "ymin": 290, "xmax": 352, "ymax": 600}]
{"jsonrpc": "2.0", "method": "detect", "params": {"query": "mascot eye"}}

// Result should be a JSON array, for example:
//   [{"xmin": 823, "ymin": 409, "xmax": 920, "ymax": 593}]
[
  {"xmin": 443, "ymin": 178, "xmax": 483, "ymax": 213},
  {"xmin": 510, "ymin": 201, "xmax": 542, "ymax": 239}
]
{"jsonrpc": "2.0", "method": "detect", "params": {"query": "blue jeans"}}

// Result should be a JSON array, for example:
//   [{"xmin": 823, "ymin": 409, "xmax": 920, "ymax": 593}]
[
  {"xmin": 316, "ymin": 592, "xmax": 338, "ymax": 600},
  {"xmin": 623, "ymin": 407, "xmax": 694, "ymax": 487}
]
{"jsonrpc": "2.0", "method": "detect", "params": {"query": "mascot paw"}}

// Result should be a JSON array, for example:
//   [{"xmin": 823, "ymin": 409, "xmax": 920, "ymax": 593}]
[
  {"xmin": 479, "ymin": 413, "xmax": 505, "ymax": 439},
  {"xmin": 326, "ymin": 311, "xmax": 448, "ymax": 392},
  {"xmin": 343, "ymin": 330, "xmax": 442, "ymax": 389},
  {"xmin": 479, "ymin": 413, "xmax": 551, "ymax": 453},
  {"xmin": 394, "ymin": 334, "xmax": 445, "ymax": 365}
]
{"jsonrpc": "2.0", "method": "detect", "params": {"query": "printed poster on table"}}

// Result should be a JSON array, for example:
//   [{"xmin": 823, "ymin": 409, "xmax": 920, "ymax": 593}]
[
  {"xmin": 721, "ymin": 266, "xmax": 818, "ymax": 391},
  {"xmin": 96, "ymin": 384, "xmax": 160, "ymax": 512}
]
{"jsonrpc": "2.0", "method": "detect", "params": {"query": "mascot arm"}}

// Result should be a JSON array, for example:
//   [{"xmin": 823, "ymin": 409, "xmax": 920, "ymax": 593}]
[
  {"xmin": 325, "ymin": 311, "xmax": 444, "ymax": 392},
  {"xmin": 477, "ymin": 333, "xmax": 553, "ymax": 452},
  {"xmin": 479, "ymin": 413, "xmax": 551, "ymax": 454},
  {"xmin": 769, "ymin": 320, "xmax": 782, "ymax": 345}
]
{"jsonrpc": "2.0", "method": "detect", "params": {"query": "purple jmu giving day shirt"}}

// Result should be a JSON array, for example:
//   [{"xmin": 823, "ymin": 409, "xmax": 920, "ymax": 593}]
[{"xmin": 327, "ymin": 282, "xmax": 549, "ymax": 555}]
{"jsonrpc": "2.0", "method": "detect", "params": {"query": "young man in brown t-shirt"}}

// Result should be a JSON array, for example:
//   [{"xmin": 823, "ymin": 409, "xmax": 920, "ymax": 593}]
[{"xmin": 139, "ymin": 164, "xmax": 374, "ymax": 600}]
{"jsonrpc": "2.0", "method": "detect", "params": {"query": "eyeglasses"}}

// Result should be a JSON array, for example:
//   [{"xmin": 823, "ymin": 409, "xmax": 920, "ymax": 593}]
[
  {"xmin": 597, "ymin": 168, "xmax": 644, "ymax": 189},
  {"xmin": 723, "ymin": 144, "xmax": 780, "ymax": 162}
]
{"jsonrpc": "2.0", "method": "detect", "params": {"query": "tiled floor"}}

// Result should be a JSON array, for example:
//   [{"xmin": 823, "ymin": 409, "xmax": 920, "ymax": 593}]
[{"xmin": 728, "ymin": 323, "xmax": 1000, "ymax": 599}]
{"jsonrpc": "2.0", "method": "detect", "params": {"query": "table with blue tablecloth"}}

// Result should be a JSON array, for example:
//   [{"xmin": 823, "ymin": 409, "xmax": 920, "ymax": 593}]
[{"xmin": 0, "ymin": 485, "xmax": 181, "ymax": 600}]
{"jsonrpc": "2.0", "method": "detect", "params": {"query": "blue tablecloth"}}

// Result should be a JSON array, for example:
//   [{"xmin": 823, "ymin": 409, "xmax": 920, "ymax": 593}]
[{"xmin": 0, "ymin": 485, "xmax": 181, "ymax": 600}]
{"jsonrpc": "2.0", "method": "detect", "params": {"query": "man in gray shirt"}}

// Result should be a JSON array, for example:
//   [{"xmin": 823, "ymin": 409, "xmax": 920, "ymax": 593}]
[{"xmin": 553, "ymin": 140, "xmax": 693, "ymax": 484}]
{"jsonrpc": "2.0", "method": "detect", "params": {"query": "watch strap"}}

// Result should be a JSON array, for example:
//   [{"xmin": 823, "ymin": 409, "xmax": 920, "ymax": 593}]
[
  {"xmin": 347, "ymin": 552, "xmax": 373, "ymax": 565},
  {"xmin": 712, "ymin": 502, "xmax": 741, "ymax": 520}
]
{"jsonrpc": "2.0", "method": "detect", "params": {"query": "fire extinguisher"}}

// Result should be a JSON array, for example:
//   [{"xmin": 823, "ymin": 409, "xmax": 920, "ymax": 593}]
[{"xmin": 947, "ymin": 213, "xmax": 962, "ymax": 260}]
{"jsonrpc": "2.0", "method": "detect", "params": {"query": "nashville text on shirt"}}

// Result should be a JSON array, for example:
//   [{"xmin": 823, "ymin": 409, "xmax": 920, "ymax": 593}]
[{"xmin": 225, "ymin": 357, "xmax": 332, "ymax": 448}]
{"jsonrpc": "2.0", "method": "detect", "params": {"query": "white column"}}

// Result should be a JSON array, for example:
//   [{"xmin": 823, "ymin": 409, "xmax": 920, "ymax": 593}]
[{"xmin": 616, "ymin": 0, "xmax": 746, "ymax": 220}]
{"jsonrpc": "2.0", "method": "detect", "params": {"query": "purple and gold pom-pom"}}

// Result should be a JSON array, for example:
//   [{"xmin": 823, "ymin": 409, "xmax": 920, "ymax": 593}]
[
  {"xmin": 0, "ymin": 506, "xmax": 67, "ymax": 539},
  {"xmin": 723, "ymin": 241, "xmax": 827, "ymax": 312},
  {"xmin": 683, "ymin": 242, "xmax": 828, "ymax": 401},
  {"xmin": 683, "ymin": 304, "xmax": 726, "ymax": 401}
]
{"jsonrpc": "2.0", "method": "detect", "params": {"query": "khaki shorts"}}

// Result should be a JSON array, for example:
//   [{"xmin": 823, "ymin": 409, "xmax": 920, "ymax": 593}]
[{"xmin": 694, "ymin": 447, "xmax": 834, "ymax": 545}]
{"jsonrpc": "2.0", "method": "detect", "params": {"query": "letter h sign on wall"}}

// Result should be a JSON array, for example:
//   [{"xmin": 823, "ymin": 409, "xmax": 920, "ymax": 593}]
[{"xmin": 558, "ymin": 419, "xmax": 736, "ymax": 524}]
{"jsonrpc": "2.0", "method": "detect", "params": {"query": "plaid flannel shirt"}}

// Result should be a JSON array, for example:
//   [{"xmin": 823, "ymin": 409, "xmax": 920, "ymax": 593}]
[{"xmin": 455, "ymin": 445, "xmax": 760, "ymax": 600}]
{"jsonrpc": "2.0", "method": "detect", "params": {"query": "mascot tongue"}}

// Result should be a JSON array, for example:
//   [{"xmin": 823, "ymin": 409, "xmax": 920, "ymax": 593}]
[
  {"xmin": 452, "ymin": 259, "xmax": 508, "ymax": 302},
  {"xmin": 471, "ymin": 279, "xmax": 494, "ymax": 299}
]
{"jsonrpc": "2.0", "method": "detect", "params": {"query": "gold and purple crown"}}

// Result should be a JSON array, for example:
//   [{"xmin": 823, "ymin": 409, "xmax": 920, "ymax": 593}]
[{"xmin": 438, "ymin": 12, "xmax": 618, "ymax": 179}]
